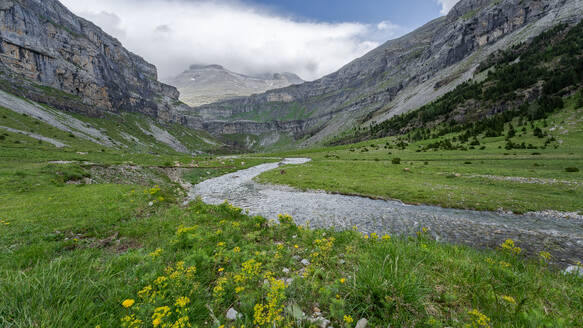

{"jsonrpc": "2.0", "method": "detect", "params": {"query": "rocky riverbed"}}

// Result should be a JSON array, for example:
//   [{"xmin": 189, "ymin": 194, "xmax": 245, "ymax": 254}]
[{"xmin": 188, "ymin": 158, "xmax": 583, "ymax": 267}]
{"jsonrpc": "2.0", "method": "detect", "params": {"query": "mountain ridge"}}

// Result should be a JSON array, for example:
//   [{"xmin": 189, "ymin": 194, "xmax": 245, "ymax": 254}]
[
  {"xmin": 188, "ymin": 0, "xmax": 583, "ymax": 149},
  {"xmin": 165, "ymin": 64, "xmax": 303, "ymax": 107}
]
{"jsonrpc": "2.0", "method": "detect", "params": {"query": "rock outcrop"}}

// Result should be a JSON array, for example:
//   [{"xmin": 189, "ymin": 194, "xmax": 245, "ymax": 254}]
[
  {"xmin": 166, "ymin": 64, "xmax": 303, "ymax": 107},
  {"xmin": 189, "ymin": 0, "xmax": 583, "ymax": 145},
  {"xmin": 0, "ymin": 0, "xmax": 186, "ymax": 121}
]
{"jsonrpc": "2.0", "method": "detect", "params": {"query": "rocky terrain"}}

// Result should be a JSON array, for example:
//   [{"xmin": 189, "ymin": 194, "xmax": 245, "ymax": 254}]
[
  {"xmin": 166, "ymin": 64, "xmax": 303, "ymax": 107},
  {"xmin": 0, "ymin": 0, "xmax": 187, "ymax": 121},
  {"xmin": 189, "ymin": 0, "xmax": 583, "ymax": 147}
]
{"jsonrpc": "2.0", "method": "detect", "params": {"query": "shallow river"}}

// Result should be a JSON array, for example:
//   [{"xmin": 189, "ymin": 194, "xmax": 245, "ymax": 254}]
[{"xmin": 188, "ymin": 158, "xmax": 583, "ymax": 265}]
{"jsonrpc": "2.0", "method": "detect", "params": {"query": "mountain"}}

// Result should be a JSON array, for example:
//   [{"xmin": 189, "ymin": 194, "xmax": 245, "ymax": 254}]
[
  {"xmin": 187, "ymin": 0, "xmax": 583, "ymax": 148},
  {"xmin": 166, "ymin": 65, "xmax": 303, "ymax": 107},
  {"xmin": 0, "ymin": 0, "xmax": 187, "ymax": 122}
]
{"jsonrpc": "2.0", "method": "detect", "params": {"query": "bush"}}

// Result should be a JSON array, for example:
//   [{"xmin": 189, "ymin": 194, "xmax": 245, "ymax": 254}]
[
  {"xmin": 392, "ymin": 158, "xmax": 401, "ymax": 165},
  {"xmin": 565, "ymin": 167, "xmax": 580, "ymax": 172}
]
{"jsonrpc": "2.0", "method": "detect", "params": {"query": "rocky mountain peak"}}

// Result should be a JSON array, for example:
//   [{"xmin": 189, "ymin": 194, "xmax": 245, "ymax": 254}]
[{"xmin": 166, "ymin": 65, "xmax": 304, "ymax": 107}]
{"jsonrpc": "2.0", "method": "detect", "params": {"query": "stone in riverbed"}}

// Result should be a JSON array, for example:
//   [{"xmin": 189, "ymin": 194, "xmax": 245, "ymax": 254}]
[{"xmin": 564, "ymin": 265, "xmax": 583, "ymax": 277}]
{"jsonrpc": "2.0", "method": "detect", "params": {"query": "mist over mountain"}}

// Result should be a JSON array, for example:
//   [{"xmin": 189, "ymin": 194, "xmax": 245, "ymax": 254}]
[{"xmin": 165, "ymin": 65, "xmax": 304, "ymax": 107}]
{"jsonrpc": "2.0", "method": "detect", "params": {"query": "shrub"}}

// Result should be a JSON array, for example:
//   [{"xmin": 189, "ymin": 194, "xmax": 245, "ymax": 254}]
[
  {"xmin": 464, "ymin": 161, "xmax": 472, "ymax": 164},
  {"xmin": 391, "ymin": 158, "xmax": 401, "ymax": 165},
  {"xmin": 565, "ymin": 167, "xmax": 580, "ymax": 172}
]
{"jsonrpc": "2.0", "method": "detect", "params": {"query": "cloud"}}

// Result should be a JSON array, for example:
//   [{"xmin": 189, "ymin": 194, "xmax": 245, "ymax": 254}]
[
  {"xmin": 60, "ymin": 0, "xmax": 407, "ymax": 81},
  {"xmin": 436, "ymin": 0, "xmax": 461, "ymax": 15}
]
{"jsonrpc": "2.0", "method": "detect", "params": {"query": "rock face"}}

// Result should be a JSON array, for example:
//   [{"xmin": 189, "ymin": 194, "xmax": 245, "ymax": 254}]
[
  {"xmin": 189, "ymin": 0, "xmax": 583, "ymax": 145},
  {"xmin": 166, "ymin": 64, "xmax": 303, "ymax": 107},
  {"xmin": 0, "ymin": 0, "xmax": 186, "ymax": 121}
]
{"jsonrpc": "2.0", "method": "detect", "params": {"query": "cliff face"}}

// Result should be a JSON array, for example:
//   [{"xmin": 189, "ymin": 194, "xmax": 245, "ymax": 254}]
[
  {"xmin": 190, "ymin": 0, "xmax": 583, "ymax": 145},
  {"xmin": 0, "ymin": 0, "xmax": 185, "ymax": 121}
]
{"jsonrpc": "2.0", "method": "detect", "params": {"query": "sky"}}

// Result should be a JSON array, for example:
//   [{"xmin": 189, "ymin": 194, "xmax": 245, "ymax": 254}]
[{"xmin": 60, "ymin": 0, "xmax": 460, "ymax": 81}]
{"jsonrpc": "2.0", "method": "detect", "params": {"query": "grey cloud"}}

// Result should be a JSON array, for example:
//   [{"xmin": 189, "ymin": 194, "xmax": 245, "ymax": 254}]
[{"xmin": 61, "ymin": 0, "xmax": 409, "ymax": 81}]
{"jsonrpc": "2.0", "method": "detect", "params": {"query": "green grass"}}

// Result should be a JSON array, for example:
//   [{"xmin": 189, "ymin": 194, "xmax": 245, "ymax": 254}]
[
  {"xmin": 0, "ymin": 171, "xmax": 581, "ymax": 327},
  {"xmin": 256, "ymin": 103, "xmax": 583, "ymax": 213},
  {"xmin": 1, "ymin": 102, "xmax": 582, "ymax": 327}
]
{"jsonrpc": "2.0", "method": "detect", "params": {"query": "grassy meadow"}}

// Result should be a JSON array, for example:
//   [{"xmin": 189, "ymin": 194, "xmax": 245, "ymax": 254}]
[
  {"xmin": 257, "ymin": 100, "xmax": 583, "ymax": 214},
  {"xmin": 0, "ymin": 87, "xmax": 582, "ymax": 327}
]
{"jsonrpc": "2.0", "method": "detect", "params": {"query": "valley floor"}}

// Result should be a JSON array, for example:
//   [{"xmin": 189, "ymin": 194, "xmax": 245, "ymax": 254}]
[
  {"xmin": 257, "ymin": 102, "xmax": 583, "ymax": 215},
  {"xmin": 0, "ymin": 94, "xmax": 582, "ymax": 328},
  {"xmin": 0, "ymin": 142, "xmax": 582, "ymax": 327}
]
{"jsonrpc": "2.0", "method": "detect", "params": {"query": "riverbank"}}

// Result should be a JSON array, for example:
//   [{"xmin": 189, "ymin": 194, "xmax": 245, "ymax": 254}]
[{"xmin": 256, "ymin": 103, "xmax": 583, "ymax": 215}]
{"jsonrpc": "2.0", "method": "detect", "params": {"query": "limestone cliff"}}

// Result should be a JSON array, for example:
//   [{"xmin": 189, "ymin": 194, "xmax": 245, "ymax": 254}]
[
  {"xmin": 0, "ymin": 0, "xmax": 186, "ymax": 121},
  {"xmin": 190, "ymin": 0, "xmax": 583, "ymax": 145}
]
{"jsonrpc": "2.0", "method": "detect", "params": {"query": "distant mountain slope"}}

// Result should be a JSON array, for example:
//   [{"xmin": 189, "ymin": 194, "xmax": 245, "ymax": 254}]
[
  {"xmin": 331, "ymin": 21, "xmax": 583, "ymax": 145},
  {"xmin": 0, "ymin": 89, "xmax": 226, "ymax": 155},
  {"xmin": 166, "ymin": 65, "xmax": 303, "ymax": 107},
  {"xmin": 0, "ymin": 0, "xmax": 186, "ymax": 122},
  {"xmin": 189, "ymin": 0, "xmax": 583, "ymax": 147}
]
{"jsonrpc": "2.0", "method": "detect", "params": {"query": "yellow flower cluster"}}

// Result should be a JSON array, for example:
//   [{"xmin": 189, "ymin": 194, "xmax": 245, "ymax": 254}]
[
  {"xmin": 213, "ymin": 277, "xmax": 228, "ymax": 299},
  {"xmin": 538, "ymin": 251, "xmax": 552, "ymax": 261},
  {"xmin": 343, "ymin": 315, "xmax": 354, "ymax": 324},
  {"xmin": 253, "ymin": 278, "xmax": 287, "ymax": 327},
  {"xmin": 121, "ymin": 261, "xmax": 197, "ymax": 328},
  {"xmin": 152, "ymin": 306, "xmax": 170, "ymax": 327},
  {"xmin": 501, "ymin": 295, "xmax": 516, "ymax": 304},
  {"xmin": 312, "ymin": 237, "xmax": 335, "ymax": 263},
  {"xmin": 122, "ymin": 299, "xmax": 135, "ymax": 308},
  {"xmin": 149, "ymin": 248, "xmax": 163, "ymax": 258},
  {"xmin": 0, "ymin": 218, "xmax": 9, "ymax": 225},
  {"xmin": 242, "ymin": 259, "xmax": 262, "ymax": 277},
  {"xmin": 149, "ymin": 185, "xmax": 161, "ymax": 195},
  {"xmin": 467, "ymin": 309, "xmax": 491, "ymax": 328},
  {"xmin": 174, "ymin": 296, "xmax": 190, "ymax": 308},
  {"xmin": 176, "ymin": 225, "xmax": 197, "ymax": 237},
  {"xmin": 121, "ymin": 314, "xmax": 143, "ymax": 328},
  {"xmin": 277, "ymin": 213, "xmax": 294, "ymax": 225},
  {"xmin": 500, "ymin": 239, "xmax": 522, "ymax": 255}
]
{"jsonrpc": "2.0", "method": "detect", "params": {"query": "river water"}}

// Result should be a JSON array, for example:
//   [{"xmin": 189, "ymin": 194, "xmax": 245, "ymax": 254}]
[{"xmin": 188, "ymin": 158, "xmax": 583, "ymax": 266}]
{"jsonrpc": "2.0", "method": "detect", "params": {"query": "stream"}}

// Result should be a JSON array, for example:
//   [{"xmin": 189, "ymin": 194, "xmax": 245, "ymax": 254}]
[{"xmin": 188, "ymin": 158, "xmax": 583, "ymax": 266}]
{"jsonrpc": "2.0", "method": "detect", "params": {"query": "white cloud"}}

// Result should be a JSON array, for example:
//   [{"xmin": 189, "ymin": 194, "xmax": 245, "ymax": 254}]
[
  {"xmin": 60, "ymin": 0, "xmax": 407, "ymax": 81},
  {"xmin": 436, "ymin": 0, "xmax": 461, "ymax": 15}
]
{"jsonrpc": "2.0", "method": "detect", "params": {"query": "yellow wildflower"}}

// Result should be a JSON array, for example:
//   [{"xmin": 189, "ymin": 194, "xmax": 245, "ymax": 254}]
[
  {"xmin": 539, "ymin": 251, "xmax": 551, "ymax": 261},
  {"xmin": 501, "ymin": 239, "xmax": 522, "ymax": 255},
  {"xmin": 499, "ymin": 261, "xmax": 511, "ymax": 268},
  {"xmin": 175, "ymin": 296, "xmax": 190, "ymax": 308},
  {"xmin": 233, "ymin": 246, "xmax": 241, "ymax": 253},
  {"xmin": 344, "ymin": 315, "xmax": 354, "ymax": 324},
  {"xmin": 339, "ymin": 278, "xmax": 346, "ymax": 284},
  {"xmin": 218, "ymin": 267, "xmax": 224, "ymax": 272},
  {"xmin": 149, "ymin": 248, "xmax": 163, "ymax": 258},
  {"xmin": 467, "ymin": 309, "xmax": 491, "ymax": 328},
  {"xmin": 138, "ymin": 285, "xmax": 152, "ymax": 298},
  {"xmin": 122, "ymin": 299, "xmax": 135, "ymax": 308},
  {"xmin": 501, "ymin": 295, "xmax": 516, "ymax": 304},
  {"xmin": 382, "ymin": 234, "xmax": 391, "ymax": 241}
]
